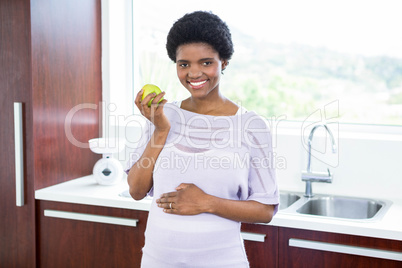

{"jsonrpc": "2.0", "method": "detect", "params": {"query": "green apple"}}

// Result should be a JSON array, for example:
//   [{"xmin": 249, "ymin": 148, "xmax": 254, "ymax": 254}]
[{"xmin": 141, "ymin": 84, "xmax": 164, "ymax": 107}]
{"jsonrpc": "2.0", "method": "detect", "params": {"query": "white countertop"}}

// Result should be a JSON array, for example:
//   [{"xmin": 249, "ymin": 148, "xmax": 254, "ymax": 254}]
[
  {"xmin": 35, "ymin": 175, "xmax": 152, "ymax": 211},
  {"xmin": 35, "ymin": 175, "xmax": 402, "ymax": 241}
]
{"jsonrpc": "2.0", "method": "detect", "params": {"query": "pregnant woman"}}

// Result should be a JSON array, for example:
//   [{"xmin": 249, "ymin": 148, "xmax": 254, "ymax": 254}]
[{"xmin": 126, "ymin": 11, "xmax": 279, "ymax": 267}]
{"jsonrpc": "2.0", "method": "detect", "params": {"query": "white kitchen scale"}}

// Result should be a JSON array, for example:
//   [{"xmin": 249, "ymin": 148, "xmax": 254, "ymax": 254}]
[{"xmin": 89, "ymin": 138, "xmax": 126, "ymax": 185}]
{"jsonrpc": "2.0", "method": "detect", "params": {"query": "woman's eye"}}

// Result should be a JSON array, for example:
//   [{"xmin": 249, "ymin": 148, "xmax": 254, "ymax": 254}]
[
  {"xmin": 203, "ymin": 61, "xmax": 212, "ymax": 66},
  {"xmin": 179, "ymin": 63, "xmax": 188, "ymax": 68}
]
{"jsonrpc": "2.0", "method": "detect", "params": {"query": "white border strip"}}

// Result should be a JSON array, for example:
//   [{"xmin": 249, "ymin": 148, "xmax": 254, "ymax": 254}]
[
  {"xmin": 44, "ymin": 210, "xmax": 138, "ymax": 227},
  {"xmin": 289, "ymin": 238, "xmax": 402, "ymax": 261},
  {"xmin": 241, "ymin": 232, "xmax": 266, "ymax": 243},
  {"xmin": 14, "ymin": 102, "xmax": 24, "ymax": 207}
]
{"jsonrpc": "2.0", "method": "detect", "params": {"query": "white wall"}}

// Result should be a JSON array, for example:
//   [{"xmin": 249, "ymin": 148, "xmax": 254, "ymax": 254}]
[{"xmin": 275, "ymin": 125, "xmax": 402, "ymax": 200}]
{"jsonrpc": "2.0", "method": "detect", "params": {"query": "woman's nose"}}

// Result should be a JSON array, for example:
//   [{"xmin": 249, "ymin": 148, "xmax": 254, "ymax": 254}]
[{"xmin": 188, "ymin": 66, "xmax": 202, "ymax": 78}]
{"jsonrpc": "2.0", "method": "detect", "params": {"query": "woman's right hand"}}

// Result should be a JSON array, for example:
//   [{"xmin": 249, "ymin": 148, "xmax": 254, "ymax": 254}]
[{"xmin": 135, "ymin": 88, "xmax": 170, "ymax": 133}]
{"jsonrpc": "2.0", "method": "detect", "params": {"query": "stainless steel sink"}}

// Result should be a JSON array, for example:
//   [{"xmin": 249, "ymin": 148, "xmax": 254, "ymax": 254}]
[
  {"xmin": 278, "ymin": 192, "xmax": 391, "ymax": 221},
  {"xmin": 279, "ymin": 192, "xmax": 301, "ymax": 210},
  {"xmin": 296, "ymin": 196, "xmax": 386, "ymax": 220}
]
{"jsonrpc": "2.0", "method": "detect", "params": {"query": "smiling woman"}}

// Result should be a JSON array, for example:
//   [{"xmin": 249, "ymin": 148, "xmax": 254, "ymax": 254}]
[
  {"xmin": 126, "ymin": 10, "xmax": 279, "ymax": 267},
  {"xmin": 132, "ymin": 0, "xmax": 402, "ymax": 126},
  {"xmin": 175, "ymin": 44, "xmax": 227, "ymax": 103}
]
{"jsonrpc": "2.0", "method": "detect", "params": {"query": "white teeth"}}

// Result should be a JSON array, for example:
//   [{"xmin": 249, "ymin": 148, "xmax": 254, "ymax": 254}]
[{"xmin": 190, "ymin": 80, "xmax": 207, "ymax": 86}]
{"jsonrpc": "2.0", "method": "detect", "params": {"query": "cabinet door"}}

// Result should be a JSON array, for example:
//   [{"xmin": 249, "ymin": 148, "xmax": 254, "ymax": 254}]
[
  {"xmin": 37, "ymin": 201, "xmax": 149, "ymax": 268},
  {"xmin": 241, "ymin": 224, "xmax": 278, "ymax": 268},
  {"xmin": 279, "ymin": 227, "xmax": 402, "ymax": 268},
  {"xmin": 0, "ymin": 0, "xmax": 36, "ymax": 266}
]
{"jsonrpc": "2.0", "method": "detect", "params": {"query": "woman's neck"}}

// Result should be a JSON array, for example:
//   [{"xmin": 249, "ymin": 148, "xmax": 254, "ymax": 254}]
[{"xmin": 182, "ymin": 92, "xmax": 238, "ymax": 116}]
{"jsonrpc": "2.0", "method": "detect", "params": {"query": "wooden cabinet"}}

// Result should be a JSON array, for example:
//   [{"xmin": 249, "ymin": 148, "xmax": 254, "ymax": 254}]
[
  {"xmin": 34, "ymin": 201, "xmax": 402, "ymax": 268},
  {"xmin": 278, "ymin": 227, "xmax": 402, "ymax": 268},
  {"xmin": 36, "ymin": 201, "xmax": 148, "ymax": 268},
  {"xmin": 241, "ymin": 224, "xmax": 278, "ymax": 268},
  {"xmin": 241, "ymin": 225, "xmax": 402, "ymax": 268},
  {"xmin": 0, "ymin": 0, "xmax": 101, "ymax": 266}
]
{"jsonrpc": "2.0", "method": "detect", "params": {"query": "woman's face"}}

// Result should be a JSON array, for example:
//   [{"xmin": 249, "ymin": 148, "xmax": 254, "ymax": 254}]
[{"xmin": 176, "ymin": 43, "xmax": 227, "ymax": 100}]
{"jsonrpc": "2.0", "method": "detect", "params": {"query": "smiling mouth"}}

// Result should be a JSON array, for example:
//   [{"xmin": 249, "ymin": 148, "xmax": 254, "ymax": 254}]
[{"xmin": 188, "ymin": 80, "xmax": 208, "ymax": 88}]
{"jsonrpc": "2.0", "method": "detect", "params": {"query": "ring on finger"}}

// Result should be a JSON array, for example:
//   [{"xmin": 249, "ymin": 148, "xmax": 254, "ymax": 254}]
[{"xmin": 169, "ymin": 202, "xmax": 173, "ymax": 209}]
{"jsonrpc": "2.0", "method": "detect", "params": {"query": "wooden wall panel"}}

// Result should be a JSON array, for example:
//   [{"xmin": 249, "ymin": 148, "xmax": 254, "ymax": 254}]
[
  {"xmin": 1, "ymin": 0, "xmax": 103, "ymax": 266},
  {"xmin": 30, "ymin": 0, "xmax": 102, "ymax": 189},
  {"xmin": 0, "ymin": 0, "xmax": 35, "ymax": 266}
]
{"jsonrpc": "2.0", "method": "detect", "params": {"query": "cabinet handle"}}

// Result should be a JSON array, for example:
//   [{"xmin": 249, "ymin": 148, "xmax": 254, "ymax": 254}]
[
  {"xmin": 289, "ymin": 238, "xmax": 402, "ymax": 261},
  {"xmin": 241, "ymin": 232, "xmax": 266, "ymax": 242},
  {"xmin": 44, "ymin": 210, "xmax": 139, "ymax": 227},
  {"xmin": 14, "ymin": 102, "xmax": 24, "ymax": 207}
]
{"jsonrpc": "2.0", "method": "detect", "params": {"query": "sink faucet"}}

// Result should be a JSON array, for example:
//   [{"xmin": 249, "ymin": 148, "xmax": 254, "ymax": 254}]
[{"xmin": 302, "ymin": 124, "xmax": 337, "ymax": 197}]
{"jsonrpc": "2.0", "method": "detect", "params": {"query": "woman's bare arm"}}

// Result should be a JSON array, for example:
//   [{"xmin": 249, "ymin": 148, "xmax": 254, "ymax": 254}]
[
  {"xmin": 156, "ymin": 183, "xmax": 276, "ymax": 223},
  {"xmin": 127, "ymin": 88, "xmax": 170, "ymax": 200},
  {"xmin": 127, "ymin": 130, "xmax": 169, "ymax": 200}
]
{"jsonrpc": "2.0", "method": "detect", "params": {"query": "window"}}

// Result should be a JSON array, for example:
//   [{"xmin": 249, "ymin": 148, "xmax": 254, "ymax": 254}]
[{"xmin": 132, "ymin": 0, "xmax": 402, "ymax": 127}]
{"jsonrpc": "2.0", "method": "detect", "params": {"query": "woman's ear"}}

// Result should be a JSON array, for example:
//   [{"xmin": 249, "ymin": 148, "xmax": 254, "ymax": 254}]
[{"xmin": 222, "ymin": 60, "xmax": 229, "ymax": 71}]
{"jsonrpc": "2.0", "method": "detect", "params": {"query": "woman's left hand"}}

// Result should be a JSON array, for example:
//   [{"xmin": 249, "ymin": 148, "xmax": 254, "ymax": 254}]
[{"xmin": 156, "ymin": 183, "xmax": 211, "ymax": 215}]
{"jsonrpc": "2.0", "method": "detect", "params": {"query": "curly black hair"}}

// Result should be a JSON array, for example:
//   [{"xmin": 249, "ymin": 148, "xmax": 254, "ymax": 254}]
[{"xmin": 166, "ymin": 11, "xmax": 234, "ymax": 62}]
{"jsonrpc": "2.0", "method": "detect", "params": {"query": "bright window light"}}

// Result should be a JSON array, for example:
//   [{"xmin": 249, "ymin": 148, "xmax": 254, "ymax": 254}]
[{"xmin": 132, "ymin": 0, "xmax": 402, "ymax": 126}]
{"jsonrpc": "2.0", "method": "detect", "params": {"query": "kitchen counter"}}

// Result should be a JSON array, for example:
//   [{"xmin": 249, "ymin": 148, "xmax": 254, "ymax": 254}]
[{"xmin": 35, "ymin": 175, "xmax": 402, "ymax": 241}]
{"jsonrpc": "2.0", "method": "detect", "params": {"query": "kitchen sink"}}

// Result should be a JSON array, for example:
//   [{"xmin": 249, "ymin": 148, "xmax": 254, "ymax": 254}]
[
  {"xmin": 279, "ymin": 192, "xmax": 301, "ymax": 210},
  {"xmin": 278, "ymin": 192, "xmax": 391, "ymax": 222},
  {"xmin": 296, "ymin": 196, "xmax": 386, "ymax": 220}
]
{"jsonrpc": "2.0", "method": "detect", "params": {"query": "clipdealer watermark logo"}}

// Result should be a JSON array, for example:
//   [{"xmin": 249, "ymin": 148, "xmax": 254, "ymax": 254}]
[
  {"xmin": 131, "ymin": 150, "xmax": 286, "ymax": 174},
  {"xmin": 64, "ymin": 100, "xmax": 339, "ymax": 171},
  {"xmin": 301, "ymin": 100, "xmax": 340, "ymax": 168}
]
